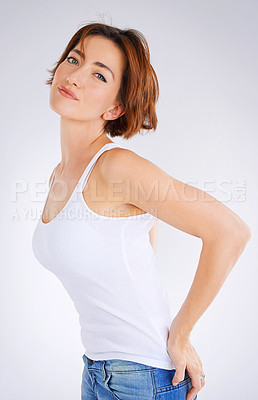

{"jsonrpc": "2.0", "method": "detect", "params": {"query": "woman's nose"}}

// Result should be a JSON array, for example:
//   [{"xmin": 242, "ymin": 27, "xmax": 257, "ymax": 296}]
[{"xmin": 66, "ymin": 75, "xmax": 81, "ymax": 88}]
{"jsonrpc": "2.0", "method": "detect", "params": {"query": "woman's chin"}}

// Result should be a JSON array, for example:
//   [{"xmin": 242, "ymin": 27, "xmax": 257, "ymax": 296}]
[{"xmin": 49, "ymin": 98, "xmax": 72, "ymax": 117}]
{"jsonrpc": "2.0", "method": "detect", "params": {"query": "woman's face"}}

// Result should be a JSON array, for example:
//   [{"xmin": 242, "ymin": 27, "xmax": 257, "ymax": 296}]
[{"xmin": 49, "ymin": 35, "xmax": 126, "ymax": 123}]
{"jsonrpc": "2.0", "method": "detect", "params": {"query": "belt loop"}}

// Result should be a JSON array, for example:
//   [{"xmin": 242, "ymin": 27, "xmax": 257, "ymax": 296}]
[{"xmin": 102, "ymin": 360, "xmax": 106, "ymax": 381}]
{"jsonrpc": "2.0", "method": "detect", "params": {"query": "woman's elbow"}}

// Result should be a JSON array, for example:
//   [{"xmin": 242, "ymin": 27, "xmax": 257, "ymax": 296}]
[
  {"xmin": 223, "ymin": 220, "xmax": 251, "ymax": 251},
  {"xmin": 202, "ymin": 219, "xmax": 251, "ymax": 248},
  {"xmin": 239, "ymin": 223, "xmax": 252, "ymax": 245}
]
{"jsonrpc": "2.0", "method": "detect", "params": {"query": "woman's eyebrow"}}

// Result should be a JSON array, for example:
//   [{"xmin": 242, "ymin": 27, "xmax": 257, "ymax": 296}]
[{"xmin": 71, "ymin": 49, "xmax": 115, "ymax": 80}]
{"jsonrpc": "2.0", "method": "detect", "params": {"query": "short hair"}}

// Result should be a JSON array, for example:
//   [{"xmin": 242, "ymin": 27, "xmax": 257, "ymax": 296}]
[{"xmin": 45, "ymin": 22, "xmax": 159, "ymax": 140}]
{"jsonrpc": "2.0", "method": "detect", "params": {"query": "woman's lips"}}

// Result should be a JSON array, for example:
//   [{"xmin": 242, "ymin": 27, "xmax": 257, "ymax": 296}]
[{"xmin": 58, "ymin": 87, "xmax": 78, "ymax": 100}]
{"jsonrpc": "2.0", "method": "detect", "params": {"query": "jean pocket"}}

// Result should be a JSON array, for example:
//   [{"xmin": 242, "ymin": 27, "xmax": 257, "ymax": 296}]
[
  {"xmin": 105, "ymin": 370, "xmax": 154, "ymax": 399},
  {"xmin": 105, "ymin": 374, "xmax": 120, "ymax": 400},
  {"xmin": 153, "ymin": 368, "xmax": 193, "ymax": 394}
]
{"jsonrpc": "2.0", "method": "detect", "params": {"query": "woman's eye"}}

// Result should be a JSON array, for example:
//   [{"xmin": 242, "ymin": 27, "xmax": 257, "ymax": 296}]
[
  {"xmin": 66, "ymin": 56, "xmax": 78, "ymax": 65},
  {"xmin": 94, "ymin": 73, "xmax": 107, "ymax": 82},
  {"xmin": 66, "ymin": 57, "xmax": 106, "ymax": 83}
]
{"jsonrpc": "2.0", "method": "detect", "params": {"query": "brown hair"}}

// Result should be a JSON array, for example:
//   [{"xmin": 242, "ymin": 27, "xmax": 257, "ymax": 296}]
[{"xmin": 46, "ymin": 22, "xmax": 159, "ymax": 140}]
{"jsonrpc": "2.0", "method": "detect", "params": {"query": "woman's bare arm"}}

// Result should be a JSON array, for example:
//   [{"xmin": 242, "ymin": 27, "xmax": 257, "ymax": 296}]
[{"xmin": 101, "ymin": 148, "xmax": 251, "ymax": 400}]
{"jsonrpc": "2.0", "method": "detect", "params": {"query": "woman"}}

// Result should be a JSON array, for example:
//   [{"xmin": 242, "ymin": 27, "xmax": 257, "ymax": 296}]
[{"xmin": 32, "ymin": 22, "xmax": 251, "ymax": 400}]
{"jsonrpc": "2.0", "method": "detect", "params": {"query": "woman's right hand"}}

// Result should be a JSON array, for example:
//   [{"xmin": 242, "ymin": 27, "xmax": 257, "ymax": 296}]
[{"xmin": 167, "ymin": 333, "xmax": 205, "ymax": 400}]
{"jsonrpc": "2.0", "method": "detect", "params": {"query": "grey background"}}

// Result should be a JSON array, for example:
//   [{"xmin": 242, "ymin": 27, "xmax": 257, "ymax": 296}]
[{"xmin": 1, "ymin": 0, "xmax": 257, "ymax": 399}]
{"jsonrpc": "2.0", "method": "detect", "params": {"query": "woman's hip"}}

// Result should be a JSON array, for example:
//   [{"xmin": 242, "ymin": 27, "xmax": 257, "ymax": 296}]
[{"xmin": 81, "ymin": 355, "xmax": 197, "ymax": 399}]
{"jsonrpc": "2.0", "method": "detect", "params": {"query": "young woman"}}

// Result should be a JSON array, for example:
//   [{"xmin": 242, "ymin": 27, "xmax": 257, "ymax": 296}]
[{"xmin": 32, "ymin": 22, "xmax": 251, "ymax": 400}]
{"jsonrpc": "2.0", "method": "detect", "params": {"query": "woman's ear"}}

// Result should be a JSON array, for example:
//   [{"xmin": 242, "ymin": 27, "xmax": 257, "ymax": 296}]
[{"xmin": 103, "ymin": 104, "xmax": 125, "ymax": 121}]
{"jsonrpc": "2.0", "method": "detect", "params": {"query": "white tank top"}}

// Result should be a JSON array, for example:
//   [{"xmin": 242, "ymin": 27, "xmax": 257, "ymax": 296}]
[{"xmin": 32, "ymin": 142, "xmax": 175, "ymax": 370}]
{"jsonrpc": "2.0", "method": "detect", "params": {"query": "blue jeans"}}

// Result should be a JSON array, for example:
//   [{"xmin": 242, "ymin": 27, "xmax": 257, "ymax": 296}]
[{"xmin": 81, "ymin": 354, "xmax": 197, "ymax": 399}]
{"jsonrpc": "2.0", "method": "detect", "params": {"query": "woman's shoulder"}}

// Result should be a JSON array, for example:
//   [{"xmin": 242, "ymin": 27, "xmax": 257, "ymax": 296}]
[
  {"xmin": 103, "ymin": 145, "xmax": 150, "ymax": 168},
  {"xmin": 103, "ymin": 144, "xmax": 158, "ymax": 177},
  {"xmin": 101, "ymin": 145, "xmax": 153, "ymax": 179}
]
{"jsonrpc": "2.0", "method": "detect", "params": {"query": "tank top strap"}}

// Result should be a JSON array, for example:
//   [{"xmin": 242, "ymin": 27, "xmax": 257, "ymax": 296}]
[
  {"xmin": 50, "ymin": 172, "xmax": 55, "ymax": 187},
  {"xmin": 78, "ymin": 142, "xmax": 124, "ymax": 191},
  {"xmin": 50, "ymin": 165, "xmax": 58, "ymax": 187}
]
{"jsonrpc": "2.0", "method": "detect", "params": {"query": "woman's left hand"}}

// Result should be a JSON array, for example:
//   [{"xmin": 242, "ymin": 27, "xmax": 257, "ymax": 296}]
[{"xmin": 167, "ymin": 334, "xmax": 205, "ymax": 400}]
